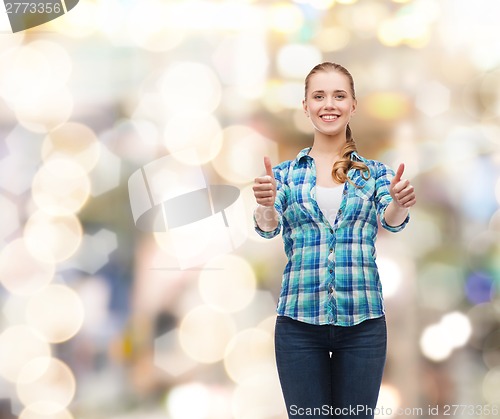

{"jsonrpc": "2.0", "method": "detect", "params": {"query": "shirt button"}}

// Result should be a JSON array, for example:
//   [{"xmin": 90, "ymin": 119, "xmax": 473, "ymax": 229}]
[
  {"xmin": 329, "ymin": 285, "xmax": 334, "ymax": 293},
  {"xmin": 329, "ymin": 228, "xmax": 333, "ymax": 234},
  {"xmin": 329, "ymin": 269, "xmax": 333, "ymax": 274},
  {"xmin": 329, "ymin": 248, "xmax": 333, "ymax": 253}
]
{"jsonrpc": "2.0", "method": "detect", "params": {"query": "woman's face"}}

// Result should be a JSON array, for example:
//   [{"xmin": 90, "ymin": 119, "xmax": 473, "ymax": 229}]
[{"xmin": 302, "ymin": 70, "xmax": 357, "ymax": 139}]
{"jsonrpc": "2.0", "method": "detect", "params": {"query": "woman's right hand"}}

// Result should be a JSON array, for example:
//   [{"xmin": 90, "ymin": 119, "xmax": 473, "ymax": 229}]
[{"xmin": 253, "ymin": 156, "xmax": 277, "ymax": 207}]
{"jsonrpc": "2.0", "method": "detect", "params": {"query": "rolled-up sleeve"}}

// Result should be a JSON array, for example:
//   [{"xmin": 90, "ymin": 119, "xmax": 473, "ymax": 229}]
[{"xmin": 374, "ymin": 163, "xmax": 410, "ymax": 233}]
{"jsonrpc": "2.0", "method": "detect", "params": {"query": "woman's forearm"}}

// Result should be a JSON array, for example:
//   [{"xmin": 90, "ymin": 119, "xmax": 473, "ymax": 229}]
[
  {"xmin": 384, "ymin": 201, "xmax": 409, "ymax": 228},
  {"xmin": 254, "ymin": 205, "xmax": 280, "ymax": 232}
]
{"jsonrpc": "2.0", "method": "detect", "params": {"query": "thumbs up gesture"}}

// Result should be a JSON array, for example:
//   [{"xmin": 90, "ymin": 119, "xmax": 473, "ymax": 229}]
[
  {"xmin": 389, "ymin": 163, "xmax": 416, "ymax": 208},
  {"xmin": 253, "ymin": 156, "xmax": 277, "ymax": 207}
]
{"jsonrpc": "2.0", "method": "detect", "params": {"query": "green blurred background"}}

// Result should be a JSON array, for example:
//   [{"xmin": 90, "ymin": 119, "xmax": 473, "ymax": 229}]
[{"xmin": 0, "ymin": 0, "xmax": 500, "ymax": 418}]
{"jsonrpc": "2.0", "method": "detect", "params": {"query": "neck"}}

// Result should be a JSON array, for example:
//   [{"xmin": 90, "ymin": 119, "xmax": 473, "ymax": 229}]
[{"xmin": 309, "ymin": 132, "xmax": 346, "ymax": 160}]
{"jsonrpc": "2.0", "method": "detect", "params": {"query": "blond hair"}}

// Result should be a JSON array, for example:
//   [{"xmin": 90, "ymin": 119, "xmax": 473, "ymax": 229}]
[{"xmin": 304, "ymin": 62, "xmax": 370, "ymax": 185}]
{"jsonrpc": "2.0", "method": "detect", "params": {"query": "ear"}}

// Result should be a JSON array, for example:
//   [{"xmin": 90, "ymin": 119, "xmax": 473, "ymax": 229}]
[
  {"xmin": 351, "ymin": 99, "xmax": 357, "ymax": 115},
  {"xmin": 302, "ymin": 99, "xmax": 309, "ymax": 117}
]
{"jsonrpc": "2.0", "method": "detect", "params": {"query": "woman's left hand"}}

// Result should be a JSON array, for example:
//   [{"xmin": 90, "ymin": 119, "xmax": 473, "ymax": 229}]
[{"xmin": 390, "ymin": 163, "xmax": 416, "ymax": 208}]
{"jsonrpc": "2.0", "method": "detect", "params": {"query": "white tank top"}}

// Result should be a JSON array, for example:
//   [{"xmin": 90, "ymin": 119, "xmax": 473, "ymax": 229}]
[{"xmin": 315, "ymin": 184, "xmax": 344, "ymax": 226}]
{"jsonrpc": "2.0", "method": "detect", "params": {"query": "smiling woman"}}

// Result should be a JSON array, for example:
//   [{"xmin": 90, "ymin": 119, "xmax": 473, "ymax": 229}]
[{"xmin": 253, "ymin": 62, "xmax": 416, "ymax": 418}]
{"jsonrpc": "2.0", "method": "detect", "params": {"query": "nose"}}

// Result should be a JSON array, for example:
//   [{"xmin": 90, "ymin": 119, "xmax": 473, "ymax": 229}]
[{"xmin": 323, "ymin": 96, "xmax": 336, "ymax": 109}]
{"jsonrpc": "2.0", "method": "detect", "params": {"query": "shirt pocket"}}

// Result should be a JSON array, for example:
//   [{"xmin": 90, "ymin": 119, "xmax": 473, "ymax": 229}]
[
  {"xmin": 352, "ymin": 177, "xmax": 376, "ymax": 201},
  {"xmin": 343, "ymin": 178, "xmax": 376, "ymax": 223}
]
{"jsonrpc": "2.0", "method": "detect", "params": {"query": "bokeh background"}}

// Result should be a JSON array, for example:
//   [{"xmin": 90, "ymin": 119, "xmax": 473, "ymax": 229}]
[{"xmin": 0, "ymin": 0, "xmax": 500, "ymax": 418}]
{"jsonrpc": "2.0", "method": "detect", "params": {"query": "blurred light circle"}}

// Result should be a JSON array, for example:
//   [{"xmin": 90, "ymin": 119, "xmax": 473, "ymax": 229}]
[
  {"xmin": 48, "ymin": 1, "xmax": 98, "ymax": 38},
  {"xmin": 275, "ymin": 81, "xmax": 305, "ymax": 110},
  {"xmin": 212, "ymin": 125, "xmax": 279, "ymax": 184},
  {"xmin": 315, "ymin": 27, "xmax": 351, "ymax": 52},
  {"xmin": 348, "ymin": 2, "xmax": 389, "ymax": 34},
  {"xmin": 0, "ymin": 238, "xmax": 54, "ymax": 296},
  {"xmin": 376, "ymin": 384, "xmax": 401, "ymax": 418},
  {"xmin": 377, "ymin": 257, "xmax": 403, "ymax": 298},
  {"xmin": 24, "ymin": 211, "xmax": 83, "ymax": 263},
  {"xmin": 164, "ymin": 112, "xmax": 223, "ymax": 165},
  {"xmin": 166, "ymin": 382, "xmax": 210, "ymax": 419},
  {"xmin": 199, "ymin": 254, "xmax": 256, "ymax": 313},
  {"xmin": 364, "ymin": 92, "xmax": 410, "ymax": 121},
  {"xmin": 377, "ymin": 11, "xmax": 431, "ymax": 48},
  {"xmin": 232, "ymin": 373, "xmax": 284, "ymax": 419},
  {"xmin": 160, "ymin": 62, "xmax": 221, "ymax": 113},
  {"xmin": 261, "ymin": 80, "xmax": 286, "ymax": 113},
  {"xmin": 0, "ymin": 46, "xmax": 50, "ymax": 107},
  {"xmin": 31, "ymin": 159, "xmax": 91, "ymax": 216},
  {"xmin": 482, "ymin": 330, "xmax": 500, "ymax": 369},
  {"xmin": 42, "ymin": 123, "xmax": 101, "ymax": 172},
  {"xmin": 257, "ymin": 315, "xmax": 278, "ymax": 335},
  {"xmin": 179, "ymin": 305, "xmax": 236, "ymax": 364},
  {"xmin": 14, "ymin": 88, "xmax": 73, "ymax": 134},
  {"xmin": 212, "ymin": 33, "xmax": 269, "ymax": 95},
  {"xmin": 153, "ymin": 231, "xmax": 178, "ymax": 259},
  {"xmin": 419, "ymin": 324, "xmax": 452, "ymax": 362},
  {"xmin": 0, "ymin": 41, "xmax": 71, "ymax": 112},
  {"xmin": 0, "ymin": 325, "xmax": 50, "ymax": 383},
  {"xmin": 99, "ymin": 118, "xmax": 161, "ymax": 164},
  {"xmin": 420, "ymin": 312, "xmax": 471, "ymax": 362},
  {"xmin": 440, "ymin": 311, "xmax": 472, "ymax": 348},
  {"xmin": 465, "ymin": 271, "xmax": 494, "ymax": 305},
  {"xmin": 126, "ymin": 0, "xmax": 185, "ymax": 52},
  {"xmin": 17, "ymin": 357, "xmax": 76, "ymax": 414},
  {"xmin": 26, "ymin": 284, "xmax": 85, "ymax": 343},
  {"xmin": 482, "ymin": 366, "xmax": 500, "ymax": 404},
  {"xmin": 415, "ymin": 81, "xmax": 450, "ymax": 117},
  {"xmin": 224, "ymin": 328, "xmax": 274, "ymax": 384},
  {"xmin": 268, "ymin": 3, "xmax": 304, "ymax": 34},
  {"xmin": 467, "ymin": 303, "xmax": 499, "ymax": 350},
  {"xmin": 0, "ymin": 31, "xmax": 24, "ymax": 52},
  {"xmin": 20, "ymin": 404, "xmax": 74, "ymax": 419},
  {"xmin": 276, "ymin": 44, "xmax": 322, "ymax": 79},
  {"xmin": 27, "ymin": 41, "xmax": 72, "ymax": 88}
]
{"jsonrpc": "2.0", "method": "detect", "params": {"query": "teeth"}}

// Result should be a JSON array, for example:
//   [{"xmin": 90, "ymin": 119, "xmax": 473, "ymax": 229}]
[{"xmin": 321, "ymin": 115, "xmax": 338, "ymax": 120}]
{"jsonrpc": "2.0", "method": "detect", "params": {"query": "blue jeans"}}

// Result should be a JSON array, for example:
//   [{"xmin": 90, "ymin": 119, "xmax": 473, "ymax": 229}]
[{"xmin": 275, "ymin": 315, "xmax": 387, "ymax": 418}]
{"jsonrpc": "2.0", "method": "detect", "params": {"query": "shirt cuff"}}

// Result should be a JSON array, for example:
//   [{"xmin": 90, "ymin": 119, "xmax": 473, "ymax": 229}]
[
  {"xmin": 380, "ymin": 208, "xmax": 410, "ymax": 233},
  {"xmin": 253, "ymin": 210, "xmax": 281, "ymax": 238}
]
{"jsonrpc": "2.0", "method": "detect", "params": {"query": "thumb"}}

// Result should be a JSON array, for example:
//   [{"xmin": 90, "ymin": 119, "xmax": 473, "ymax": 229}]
[
  {"xmin": 264, "ymin": 156, "xmax": 274, "ymax": 179},
  {"xmin": 392, "ymin": 163, "xmax": 405, "ymax": 184}
]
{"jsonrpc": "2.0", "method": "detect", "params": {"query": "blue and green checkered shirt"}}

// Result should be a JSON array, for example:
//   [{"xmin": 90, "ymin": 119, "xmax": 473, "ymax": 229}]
[{"xmin": 255, "ymin": 147, "xmax": 410, "ymax": 326}]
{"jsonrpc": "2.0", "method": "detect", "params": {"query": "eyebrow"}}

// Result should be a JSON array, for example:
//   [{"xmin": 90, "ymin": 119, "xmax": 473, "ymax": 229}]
[{"xmin": 311, "ymin": 89, "xmax": 348, "ymax": 94}]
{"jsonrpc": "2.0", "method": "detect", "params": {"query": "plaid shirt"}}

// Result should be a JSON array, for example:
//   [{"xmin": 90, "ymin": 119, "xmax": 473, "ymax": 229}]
[{"xmin": 255, "ymin": 147, "xmax": 410, "ymax": 326}]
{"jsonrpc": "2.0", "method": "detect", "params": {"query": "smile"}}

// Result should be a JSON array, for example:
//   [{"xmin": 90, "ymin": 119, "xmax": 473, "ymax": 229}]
[{"xmin": 320, "ymin": 115, "xmax": 339, "ymax": 121}]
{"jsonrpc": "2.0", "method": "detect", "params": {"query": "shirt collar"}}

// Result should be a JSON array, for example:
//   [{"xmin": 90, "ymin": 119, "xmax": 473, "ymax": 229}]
[
  {"xmin": 294, "ymin": 147, "xmax": 364, "ymax": 164},
  {"xmin": 293, "ymin": 147, "xmax": 369, "ymax": 187}
]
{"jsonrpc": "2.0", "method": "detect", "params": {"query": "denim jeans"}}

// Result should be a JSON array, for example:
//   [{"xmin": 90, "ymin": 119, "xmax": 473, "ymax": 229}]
[{"xmin": 275, "ymin": 315, "xmax": 387, "ymax": 419}]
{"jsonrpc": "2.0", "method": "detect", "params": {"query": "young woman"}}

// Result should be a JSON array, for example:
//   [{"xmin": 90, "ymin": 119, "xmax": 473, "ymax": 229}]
[{"xmin": 253, "ymin": 62, "xmax": 416, "ymax": 418}]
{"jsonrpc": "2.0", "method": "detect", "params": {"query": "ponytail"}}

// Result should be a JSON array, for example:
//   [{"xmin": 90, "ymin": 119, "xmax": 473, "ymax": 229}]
[{"xmin": 331, "ymin": 126, "xmax": 370, "ymax": 186}]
